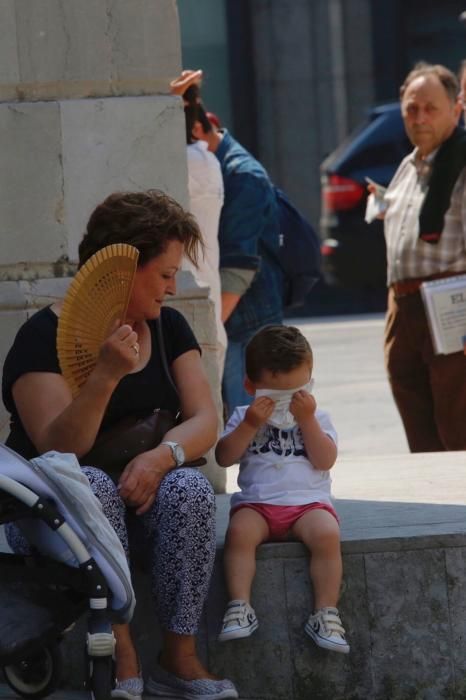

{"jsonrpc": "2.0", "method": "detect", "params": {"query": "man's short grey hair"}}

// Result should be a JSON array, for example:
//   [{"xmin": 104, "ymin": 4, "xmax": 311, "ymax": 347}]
[{"xmin": 400, "ymin": 62, "xmax": 459, "ymax": 103}]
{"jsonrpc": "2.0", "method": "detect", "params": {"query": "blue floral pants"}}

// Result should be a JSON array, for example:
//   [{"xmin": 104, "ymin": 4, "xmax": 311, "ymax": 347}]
[{"xmin": 6, "ymin": 466, "xmax": 216, "ymax": 635}]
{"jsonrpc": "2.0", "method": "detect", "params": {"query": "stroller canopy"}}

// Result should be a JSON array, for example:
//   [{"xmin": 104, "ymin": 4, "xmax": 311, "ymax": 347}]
[{"xmin": 0, "ymin": 444, "xmax": 135, "ymax": 622}]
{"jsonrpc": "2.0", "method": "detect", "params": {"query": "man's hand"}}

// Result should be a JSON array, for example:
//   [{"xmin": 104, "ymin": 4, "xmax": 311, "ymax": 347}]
[
  {"xmin": 290, "ymin": 390, "xmax": 317, "ymax": 424},
  {"xmin": 244, "ymin": 397, "xmax": 275, "ymax": 430}
]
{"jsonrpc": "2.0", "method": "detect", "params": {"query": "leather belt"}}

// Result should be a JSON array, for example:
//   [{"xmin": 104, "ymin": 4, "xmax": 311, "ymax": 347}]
[{"xmin": 391, "ymin": 270, "xmax": 466, "ymax": 298}]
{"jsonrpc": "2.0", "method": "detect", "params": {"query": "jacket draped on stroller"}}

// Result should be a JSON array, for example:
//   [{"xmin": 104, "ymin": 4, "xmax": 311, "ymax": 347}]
[{"xmin": 0, "ymin": 444, "xmax": 135, "ymax": 700}]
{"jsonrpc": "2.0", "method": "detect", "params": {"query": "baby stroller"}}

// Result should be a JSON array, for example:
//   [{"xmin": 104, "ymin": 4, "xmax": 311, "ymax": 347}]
[{"xmin": 0, "ymin": 444, "xmax": 135, "ymax": 700}]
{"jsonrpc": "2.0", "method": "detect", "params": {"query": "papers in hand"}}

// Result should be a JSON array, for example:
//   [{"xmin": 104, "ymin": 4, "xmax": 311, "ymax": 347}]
[
  {"xmin": 364, "ymin": 177, "xmax": 387, "ymax": 223},
  {"xmin": 420, "ymin": 274, "xmax": 466, "ymax": 354}
]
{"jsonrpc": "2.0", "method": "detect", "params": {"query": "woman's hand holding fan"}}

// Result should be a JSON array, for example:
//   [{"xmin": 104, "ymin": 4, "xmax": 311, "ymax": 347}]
[
  {"xmin": 57, "ymin": 243, "xmax": 139, "ymax": 396},
  {"xmin": 96, "ymin": 322, "xmax": 141, "ymax": 383}
]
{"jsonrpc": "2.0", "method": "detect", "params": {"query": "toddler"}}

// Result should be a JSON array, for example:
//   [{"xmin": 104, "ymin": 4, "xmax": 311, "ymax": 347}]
[{"xmin": 216, "ymin": 325, "xmax": 349, "ymax": 653}]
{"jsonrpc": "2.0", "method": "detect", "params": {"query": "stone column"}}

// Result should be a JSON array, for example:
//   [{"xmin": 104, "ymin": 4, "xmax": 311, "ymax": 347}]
[
  {"xmin": 248, "ymin": 0, "xmax": 375, "ymax": 225},
  {"xmin": 0, "ymin": 0, "xmax": 225, "ymax": 492}
]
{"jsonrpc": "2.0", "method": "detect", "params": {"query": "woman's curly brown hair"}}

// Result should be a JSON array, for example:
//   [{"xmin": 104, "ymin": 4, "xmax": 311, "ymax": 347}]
[{"xmin": 78, "ymin": 190, "xmax": 204, "ymax": 268}]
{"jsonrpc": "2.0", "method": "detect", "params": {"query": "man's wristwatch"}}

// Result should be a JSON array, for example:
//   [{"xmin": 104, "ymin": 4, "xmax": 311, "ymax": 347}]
[{"xmin": 161, "ymin": 441, "xmax": 185, "ymax": 467}]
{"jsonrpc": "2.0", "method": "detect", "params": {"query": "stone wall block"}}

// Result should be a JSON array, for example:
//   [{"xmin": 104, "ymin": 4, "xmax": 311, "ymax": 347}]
[
  {"xmin": 107, "ymin": 0, "xmax": 181, "ymax": 81},
  {"xmin": 0, "ymin": 310, "xmax": 29, "ymax": 439},
  {"xmin": 0, "ymin": 101, "xmax": 66, "ymax": 264},
  {"xmin": 17, "ymin": 277, "xmax": 71, "ymax": 307},
  {"xmin": 166, "ymin": 283, "xmax": 226, "ymax": 494},
  {"xmin": 60, "ymin": 95, "xmax": 188, "ymax": 260},
  {"xmin": 446, "ymin": 548, "xmax": 466, "ymax": 683},
  {"xmin": 285, "ymin": 553, "xmax": 371, "ymax": 700},
  {"xmin": 365, "ymin": 549, "xmax": 453, "ymax": 698},
  {"xmin": 0, "ymin": 0, "xmax": 19, "ymax": 84},
  {"xmin": 206, "ymin": 555, "xmax": 294, "ymax": 699},
  {"xmin": 14, "ymin": 0, "xmax": 111, "ymax": 85},
  {"xmin": 2, "ymin": 0, "xmax": 180, "ymax": 101},
  {"xmin": 249, "ymin": 0, "xmax": 375, "ymax": 222}
]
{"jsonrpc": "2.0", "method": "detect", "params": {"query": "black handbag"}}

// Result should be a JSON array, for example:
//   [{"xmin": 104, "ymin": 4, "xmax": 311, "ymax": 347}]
[
  {"xmin": 80, "ymin": 318, "xmax": 205, "ymax": 478},
  {"xmin": 81, "ymin": 407, "xmax": 177, "ymax": 477}
]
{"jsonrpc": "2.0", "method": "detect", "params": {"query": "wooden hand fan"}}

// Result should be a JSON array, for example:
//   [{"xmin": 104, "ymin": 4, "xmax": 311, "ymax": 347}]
[{"xmin": 57, "ymin": 243, "xmax": 139, "ymax": 396}]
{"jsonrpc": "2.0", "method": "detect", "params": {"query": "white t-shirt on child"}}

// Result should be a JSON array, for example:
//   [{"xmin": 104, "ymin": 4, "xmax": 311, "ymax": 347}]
[{"xmin": 223, "ymin": 406, "xmax": 338, "ymax": 509}]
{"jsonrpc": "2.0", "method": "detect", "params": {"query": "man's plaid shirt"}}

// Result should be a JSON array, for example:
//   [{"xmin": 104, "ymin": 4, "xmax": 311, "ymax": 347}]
[{"xmin": 384, "ymin": 148, "xmax": 466, "ymax": 284}]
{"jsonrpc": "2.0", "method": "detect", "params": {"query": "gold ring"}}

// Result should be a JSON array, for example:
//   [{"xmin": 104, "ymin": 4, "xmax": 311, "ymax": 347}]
[{"xmin": 131, "ymin": 343, "xmax": 139, "ymax": 355}]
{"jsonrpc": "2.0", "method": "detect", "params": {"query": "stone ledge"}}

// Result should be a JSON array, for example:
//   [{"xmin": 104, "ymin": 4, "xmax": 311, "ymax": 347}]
[
  {"xmin": 206, "ymin": 452, "xmax": 466, "ymax": 699},
  {"xmin": 3, "ymin": 452, "xmax": 466, "ymax": 699}
]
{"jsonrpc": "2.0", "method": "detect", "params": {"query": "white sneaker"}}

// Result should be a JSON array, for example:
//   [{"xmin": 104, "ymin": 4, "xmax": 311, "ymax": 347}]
[
  {"xmin": 305, "ymin": 607, "xmax": 350, "ymax": 654},
  {"xmin": 218, "ymin": 599, "xmax": 259, "ymax": 642}
]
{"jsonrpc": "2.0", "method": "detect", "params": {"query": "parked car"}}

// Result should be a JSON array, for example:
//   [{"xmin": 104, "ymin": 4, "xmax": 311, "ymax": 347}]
[{"xmin": 319, "ymin": 103, "xmax": 412, "ymax": 290}]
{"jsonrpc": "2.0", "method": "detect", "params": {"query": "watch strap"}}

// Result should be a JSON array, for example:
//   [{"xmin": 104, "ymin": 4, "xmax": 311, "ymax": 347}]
[{"xmin": 161, "ymin": 440, "xmax": 184, "ymax": 467}]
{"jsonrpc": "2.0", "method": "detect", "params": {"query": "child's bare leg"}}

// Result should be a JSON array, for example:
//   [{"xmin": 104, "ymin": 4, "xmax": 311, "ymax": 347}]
[
  {"xmin": 113, "ymin": 623, "xmax": 139, "ymax": 679},
  {"xmin": 224, "ymin": 507, "xmax": 269, "ymax": 601},
  {"xmin": 291, "ymin": 508, "xmax": 342, "ymax": 609}
]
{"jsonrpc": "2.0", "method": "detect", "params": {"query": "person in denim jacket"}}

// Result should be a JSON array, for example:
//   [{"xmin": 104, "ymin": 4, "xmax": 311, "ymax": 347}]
[
  {"xmin": 216, "ymin": 131, "xmax": 284, "ymax": 415},
  {"xmin": 198, "ymin": 127, "xmax": 284, "ymax": 415},
  {"xmin": 170, "ymin": 69, "xmax": 284, "ymax": 416}
]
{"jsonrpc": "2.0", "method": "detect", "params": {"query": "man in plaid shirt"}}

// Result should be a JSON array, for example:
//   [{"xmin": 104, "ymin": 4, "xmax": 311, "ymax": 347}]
[{"xmin": 382, "ymin": 62, "xmax": 466, "ymax": 452}]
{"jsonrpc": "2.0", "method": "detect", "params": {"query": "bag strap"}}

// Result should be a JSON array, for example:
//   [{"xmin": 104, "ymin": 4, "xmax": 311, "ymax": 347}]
[
  {"xmin": 155, "ymin": 315, "xmax": 180, "ymax": 403},
  {"xmin": 156, "ymin": 315, "xmax": 206, "ymax": 466}
]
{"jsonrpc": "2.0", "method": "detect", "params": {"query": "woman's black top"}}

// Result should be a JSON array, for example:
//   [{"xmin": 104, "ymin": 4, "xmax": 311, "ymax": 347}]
[{"xmin": 2, "ymin": 305, "xmax": 200, "ymax": 459}]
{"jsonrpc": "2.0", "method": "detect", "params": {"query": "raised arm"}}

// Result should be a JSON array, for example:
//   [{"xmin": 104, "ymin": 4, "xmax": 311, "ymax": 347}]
[
  {"xmin": 12, "ymin": 324, "xmax": 140, "ymax": 456},
  {"xmin": 215, "ymin": 397, "xmax": 275, "ymax": 467},
  {"xmin": 290, "ymin": 391, "xmax": 337, "ymax": 471},
  {"xmin": 220, "ymin": 175, "xmax": 274, "ymax": 322}
]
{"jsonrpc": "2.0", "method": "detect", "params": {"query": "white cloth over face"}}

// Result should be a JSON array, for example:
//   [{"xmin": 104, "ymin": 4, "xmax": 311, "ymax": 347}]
[{"xmin": 255, "ymin": 379, "xmax": 314, "ymax": 429}]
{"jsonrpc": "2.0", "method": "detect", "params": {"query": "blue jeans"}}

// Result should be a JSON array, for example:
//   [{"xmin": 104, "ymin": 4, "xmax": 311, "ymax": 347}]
[{"xmin": 222, "ymin": 335, "xmax": 254, "ymax": 419}]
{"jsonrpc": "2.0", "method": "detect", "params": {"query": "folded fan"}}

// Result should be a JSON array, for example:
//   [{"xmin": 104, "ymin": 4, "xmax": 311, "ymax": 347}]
[{"xmin": 57, "ymin": 243, "xmax": 139, "ymax": 396}]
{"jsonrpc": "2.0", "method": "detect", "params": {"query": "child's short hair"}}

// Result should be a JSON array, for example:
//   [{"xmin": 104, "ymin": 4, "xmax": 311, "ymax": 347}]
[{"xmin": 245, "ymin": 325, "xmax": 313, "ymax": 381}]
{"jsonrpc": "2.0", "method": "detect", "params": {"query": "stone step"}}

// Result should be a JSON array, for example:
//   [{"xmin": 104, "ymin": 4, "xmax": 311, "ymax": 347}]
[{"xmin": 3, "ymin": 452, "xmax": 466, "ymax": 699}]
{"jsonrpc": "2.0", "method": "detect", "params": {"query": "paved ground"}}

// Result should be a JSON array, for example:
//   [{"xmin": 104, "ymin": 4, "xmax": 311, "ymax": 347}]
[{"xmin": 295, "ymin": 313, "xmax": 408, "ymax": 456}]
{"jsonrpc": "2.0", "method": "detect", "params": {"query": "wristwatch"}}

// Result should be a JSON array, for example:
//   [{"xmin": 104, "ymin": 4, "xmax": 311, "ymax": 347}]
[{"xmin": 161, "ymin": 441, "xmax": 185, "ymax": 467}]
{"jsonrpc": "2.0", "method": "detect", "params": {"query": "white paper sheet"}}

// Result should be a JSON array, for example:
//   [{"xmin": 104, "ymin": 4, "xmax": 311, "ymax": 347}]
[{"xmin": 420, "ymin": 275, "xmax": 466, "ymax": 354}]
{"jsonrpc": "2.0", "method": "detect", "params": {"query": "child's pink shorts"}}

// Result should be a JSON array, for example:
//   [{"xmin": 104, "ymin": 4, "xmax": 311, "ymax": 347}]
[{"xmin": 230, "ymin": 502, "xmax": 339, "ymax": 541}]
